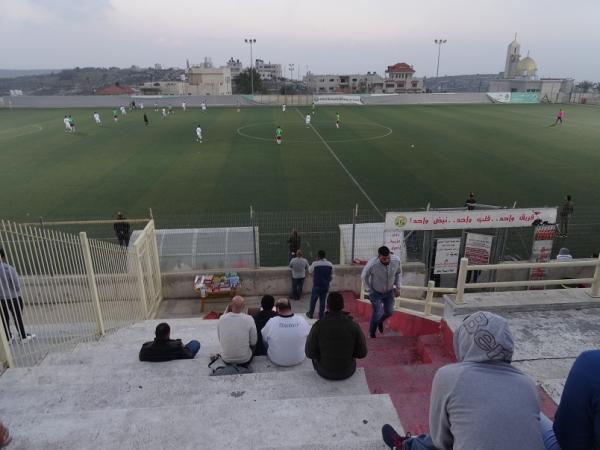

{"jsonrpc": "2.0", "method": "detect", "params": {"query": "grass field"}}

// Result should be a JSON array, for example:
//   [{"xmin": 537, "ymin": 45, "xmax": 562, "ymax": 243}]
[{"xmin": 1, "ymin": 103, "xmax": 599, "ymax": 262}]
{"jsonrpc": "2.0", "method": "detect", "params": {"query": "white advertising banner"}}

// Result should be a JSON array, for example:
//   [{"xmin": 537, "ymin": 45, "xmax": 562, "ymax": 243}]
[
  {"xmin": 529, "ymin": 225, "xmax": 557, "ymax": 281},
  {"xmin": 434, "ymin": 238, "xmax": 462, "ymax": 275},
  {"xmin": 464, "ymin": 233, "xmax": 494, "ymax": 265},
  {"xmin": 385, "ymin": 208, "xmax": 557, "ymax": 231},
  {"xmin": 383, "ymin": 230, "xmax": 406, "ymax": 261},
  {"xmin": 313, "ymin": 95, "xmax": 362, "ymax": 105},
  {"xmin": 487, "ymin": 92, "xmax": 511, "ymax": 103}
]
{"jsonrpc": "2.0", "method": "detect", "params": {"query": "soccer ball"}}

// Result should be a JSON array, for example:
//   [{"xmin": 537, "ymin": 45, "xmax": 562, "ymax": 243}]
[{"xmin": 411, "ymin": 144, "xmax": 415, "ymax": 148}]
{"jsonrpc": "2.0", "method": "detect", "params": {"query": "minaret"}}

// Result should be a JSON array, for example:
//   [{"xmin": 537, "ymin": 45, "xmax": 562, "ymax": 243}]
[{"xmin": 504, "ymin": 33, "xmax": 521, "ymax": 79}]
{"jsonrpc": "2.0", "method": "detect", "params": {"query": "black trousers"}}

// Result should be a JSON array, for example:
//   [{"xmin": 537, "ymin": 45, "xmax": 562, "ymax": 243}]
[{"xmin": 1, "ymin": 297, "xmax": 26, "ymax": 339}]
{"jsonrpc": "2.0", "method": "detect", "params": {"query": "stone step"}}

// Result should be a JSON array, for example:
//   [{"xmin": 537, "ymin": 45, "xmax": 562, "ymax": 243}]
[
  {"xmin": 3, "ymin": 394, "xmax": 401, "ymax": 450},
  {"xmin": 39, "ymin": 350, "xmax": 315, "ymax": 374},
  {"xmin": 74, "ymin": 334, "xmax": 222, "ymax": 352},
  {"xmin": 0, "ymin": 368, "xmax": 370, "ymax": 415}
]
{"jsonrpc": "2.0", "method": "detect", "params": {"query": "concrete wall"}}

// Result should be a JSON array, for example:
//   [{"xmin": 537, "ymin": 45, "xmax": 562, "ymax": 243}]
[
  {"xmin": 162, "ymin": 262, "xmax": 427, "ymax": 300},
  {"xmin": 361, "ymin": 93, "xmax": 492, "ymax": 105},
  {"xmin": 2, "ymin": 93, "xmax": 493, "ymax": 109},
  {"xmin": 1, "ymin": 95, "xmax": 251, "ymax": 108}
]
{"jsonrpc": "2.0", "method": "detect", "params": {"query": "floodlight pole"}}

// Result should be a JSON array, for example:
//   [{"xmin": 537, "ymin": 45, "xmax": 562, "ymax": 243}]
[
  {"xmin": 244, "ymin": 38, "xmax": 257, "ymax": 96},
  {"xmin": 434, "ymin": 38, "xmax": 447, "ymax": 78}
]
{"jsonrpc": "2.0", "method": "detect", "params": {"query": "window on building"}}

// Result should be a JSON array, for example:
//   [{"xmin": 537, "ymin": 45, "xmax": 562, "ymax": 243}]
[
  {"xmin": 412, "ymin": 82, "xmax": 418, "ymax": 88},
  {"xmin": 352, "ymin": 78, "xmax": 357, "ymax": 82},
  {"xmin": 399, "ymin": 82, "xmax": 405, "ymax": 87},
  {"xmin": 329, "ymin": 78, "xmax": 335, "ymax": 82}
]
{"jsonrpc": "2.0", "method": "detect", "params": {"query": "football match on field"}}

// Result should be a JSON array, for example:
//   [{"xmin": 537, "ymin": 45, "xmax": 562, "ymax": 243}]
[
  {"xmin": 2, "ymin": 103, "xmax": 600, "ymax": 215},
  {"xmin": 2, "ymin": 1, "xmax": 600, "ymax": 448},
  {"xmin": 1, "ymin": 102, "xmax": 599, "ymax": 260}
]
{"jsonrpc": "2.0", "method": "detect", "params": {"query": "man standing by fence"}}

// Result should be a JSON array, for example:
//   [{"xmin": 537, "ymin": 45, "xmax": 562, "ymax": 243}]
[
  {"xmin": 0, "ymin": 248, "xmax": 34, "ymax": 342},
  {"xmin": 558, "ymin": 194, "xmax": 574, "ymax": 237},
  {"xmin": 306, "ymin": 250, "xmax": 333, "ymax": 319},
  {"xmin": 113, "ymin": 212, "xmax": 132, "ymax": 247},
  {"xmin": 361, "ymin": 246, "xmax": 402, "ymax": 338}
]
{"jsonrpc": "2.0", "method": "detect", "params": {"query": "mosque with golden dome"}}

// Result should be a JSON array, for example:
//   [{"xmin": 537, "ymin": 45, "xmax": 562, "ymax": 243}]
[{"xmin": 489, "ymin": 34, "xmax": 573, "ymax": 103}]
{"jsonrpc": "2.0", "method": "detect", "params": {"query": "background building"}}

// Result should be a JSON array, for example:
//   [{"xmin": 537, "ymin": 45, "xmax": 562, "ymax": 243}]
[
  {"xmin": 255, "ymin": 59, "xmax": 282, "ymax": 80},
  {"xmin": 489, "ymin": 36, "xmax": 573, "ymax": 102},
  {"xmin": 379, "ymin": 63, "xmax": 423, "ymax": 93},
  {"xmin": 139, "ymin": 58, "xmax": 232, "ymax": 96},
  {"xmin": 226, "ymin": 58, "xmax": 243, "ymax": 79},
  {"xmin": 305, "ymin": 62, "xmax": 423, "ymax": 94},
  {"xmin": 304, "ymin": 72, "xmax": 384, "ymax": 94}
]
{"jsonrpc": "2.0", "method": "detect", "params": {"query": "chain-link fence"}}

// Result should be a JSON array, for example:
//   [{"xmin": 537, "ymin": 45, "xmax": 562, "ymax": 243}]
[{"xmin": 22, "ymin": 205, "xmax": 600, "ymax": 271}]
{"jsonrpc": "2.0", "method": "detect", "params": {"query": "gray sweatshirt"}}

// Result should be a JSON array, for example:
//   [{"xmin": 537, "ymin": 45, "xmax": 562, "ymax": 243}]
[
  {"xmin": 289, "ymin": 257, "xmax": 309, "ymax": 279},
  {"xmin": 429, "ymin": 311, "xmax": 545, "ymax": 450},
  {"xmin": 360, "ymin": 255, "xmax": 402, "ymax": 294}
]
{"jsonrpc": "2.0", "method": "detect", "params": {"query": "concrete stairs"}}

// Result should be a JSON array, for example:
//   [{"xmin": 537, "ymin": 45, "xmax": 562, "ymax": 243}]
[
  {"xmin": 341, "ymin": 293, "xmax": 456, "ymax": 435},
  {"xmin": 0, "ymin": 317, "xmax": 403, "ymax": 449}
]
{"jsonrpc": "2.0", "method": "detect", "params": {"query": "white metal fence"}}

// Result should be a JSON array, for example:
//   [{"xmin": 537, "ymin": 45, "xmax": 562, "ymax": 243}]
[{"xmin": 0, "ymin": 220, "xmax": 162, "ymax": 368}]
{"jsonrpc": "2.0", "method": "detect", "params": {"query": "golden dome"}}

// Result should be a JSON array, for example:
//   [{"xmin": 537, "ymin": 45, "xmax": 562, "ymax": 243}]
[{"xmin": 516, "ymin": 57, "xmax": 537, "ymax": 77}]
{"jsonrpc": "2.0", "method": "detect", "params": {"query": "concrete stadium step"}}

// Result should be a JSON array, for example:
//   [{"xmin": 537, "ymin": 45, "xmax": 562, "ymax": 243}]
[
  {"xmin": 0, "ymin": 368, "xmax": 370, "ymax": 415},
  {"xmin": 39, "ymin": 350, "xmax": 315, "ymax": 373},
  {"xmin": 4, "ymin": 394, "xmax": 401, "ymax": 450},
  {"xmin": 361, "ymin": 364, "xmax": 442, "ymax": 436},
  {"xmin": 74, "ymin": 334, "xmax": 222, "ymax": 352}
]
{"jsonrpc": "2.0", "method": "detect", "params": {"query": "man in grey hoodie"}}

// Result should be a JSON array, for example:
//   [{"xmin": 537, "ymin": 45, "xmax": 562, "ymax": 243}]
[
  {"xmin": 382, "ymin": 311, "xmax": 546, "ymax": 450},
  {"xmin": 361, "ymin": 246, "xmax": 402, "ymax": 338}
]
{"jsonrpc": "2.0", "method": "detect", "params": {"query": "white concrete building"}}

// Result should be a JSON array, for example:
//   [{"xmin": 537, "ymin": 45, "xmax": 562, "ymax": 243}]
[
  {"xmin": 255, "ymin": 59, "xmax": 282, "ymax": 80},
  {"xmin": 305, "ymin": 72, "xmax": 384, "ymax": 94},
  {"xmin": 226, "ymin": 58, "xmax": 243, "ymax": 79}
]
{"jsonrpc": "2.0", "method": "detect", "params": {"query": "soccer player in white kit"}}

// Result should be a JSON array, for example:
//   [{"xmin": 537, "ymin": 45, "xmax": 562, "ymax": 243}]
[
  {"xmin": 201, "ymin": 101, "xmax": 207, "ymax": 112},
  {"xmin": 140, "ymin": 102, "xmax": 144, "ymax": 110},
  {"xmin": 63, "ymin": 116, "xmax": 72, "ymax": 132},
  {"xmin": 93, "ymin": 112, "xmax": 102, "ymax": 126},
  {"xmin": 305, "ymin": 114, "xmax": 311, "ymax": 128},
  {"xmin": 282, "ymin": 103, "xmax": 286, "ymax": 112},
  {"xmin": 182, "ymin": 101, "xmax": 186, "ymax": 112},
  {"xmin": 120, "ymin": 106, "xmax": 127, "ymax": 116},
  {"xmin": 196, "ymin": 125, "xmax": 202, "ymax": 143},
  {"xmin": 161, "ymin": 108, "xmax": 167, "ymax": 119}
]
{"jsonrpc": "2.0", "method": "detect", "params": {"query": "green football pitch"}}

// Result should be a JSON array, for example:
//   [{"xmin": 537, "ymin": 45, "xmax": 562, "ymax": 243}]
[{"xmin": 1, "ymin": 103, "xmax": 599, "ymax": 223}]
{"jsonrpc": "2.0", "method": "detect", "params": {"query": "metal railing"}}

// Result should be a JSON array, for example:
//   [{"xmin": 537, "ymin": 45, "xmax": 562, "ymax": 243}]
[
  {"xmin": 358, "ymin": 254, "xmax": 600, "ymax": 319},
  {"xmin": 359, "ymin": 281, "xmax": 448, "ymax": 321},
  {"xmin": 0, "ymin": 220, "xmax": 162, "ymax": 368},
  {"xmin": 455, "ymin": 256, "xmax": 600, "ymax": 303}
]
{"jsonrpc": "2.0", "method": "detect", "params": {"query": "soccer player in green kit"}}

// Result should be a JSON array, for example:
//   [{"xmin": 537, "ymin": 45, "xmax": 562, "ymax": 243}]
[{"xmin": 275, "ymin": 126, "xmax": 284, "ymax": 145}]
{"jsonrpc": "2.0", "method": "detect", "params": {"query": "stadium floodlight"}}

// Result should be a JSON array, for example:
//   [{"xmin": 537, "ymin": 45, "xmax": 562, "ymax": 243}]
[
  {"xmin": 244, "ymin": 38, "xmax": 257, "ymax": 96},
  {"xmin": 434, "ymin": 39, "xmax": 447, "ymax": 79},
  {"xmin": 288, "ymin": 63, "xmax": 295, "ymax": 83}
]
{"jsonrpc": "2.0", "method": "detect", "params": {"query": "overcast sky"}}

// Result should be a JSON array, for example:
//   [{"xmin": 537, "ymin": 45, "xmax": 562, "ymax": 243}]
[{"xmin": 1, "ymin": 0, "xmax": 598, "ymax": 80}]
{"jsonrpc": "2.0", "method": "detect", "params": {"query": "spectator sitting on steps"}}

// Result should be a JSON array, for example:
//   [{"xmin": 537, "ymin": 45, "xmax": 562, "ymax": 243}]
[
  {"xmin": 381, "ymin": 311, "xmax": 546, "ymax": 450},
  {"xmin": 305, "ymin": 292, "xmax": 367, "ymax": 380},
  {"xmin": 139, "ymin": 322, "xmax": 200, "ymax": 362},
  {"xmin": 252, "ymin": 295, "xmax": 277, "ymax": 356},
  {"xmin": 218, "ymin": 296, "xmax": 257, "ymax": 367},
  {"xmin": 262, "ymin": 297, "xmax": 310, "ymax": 366}
]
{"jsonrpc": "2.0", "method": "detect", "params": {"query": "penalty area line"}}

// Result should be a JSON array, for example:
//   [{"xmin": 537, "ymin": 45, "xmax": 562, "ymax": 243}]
[{"xmin": 294, "ymin": 107, "xmax": 383, "ymax": 217}]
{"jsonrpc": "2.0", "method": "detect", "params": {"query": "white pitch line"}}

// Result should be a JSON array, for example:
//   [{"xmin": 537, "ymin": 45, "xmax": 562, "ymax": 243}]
[{"xmin": 294, "ymin": 107, "xmax": 383, "ymax": 217}]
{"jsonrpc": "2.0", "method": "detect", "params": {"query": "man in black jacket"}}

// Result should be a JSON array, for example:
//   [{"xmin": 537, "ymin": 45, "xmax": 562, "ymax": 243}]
[
  {"xmin": 139, "ymin": 323, "xmax": 200, "ymax": 362},
  {"xmin": 305, "ymin": 292, "xmax": 367, "ymax": 380},
  {"xmin": 113, "ymin": 212, "xmax": 131, "ymax": 247},
  {"xmin": 253, "ymin": 295, "xmax": 277, "ymax": 356}
]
